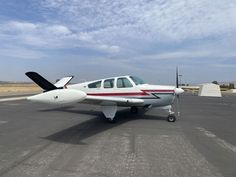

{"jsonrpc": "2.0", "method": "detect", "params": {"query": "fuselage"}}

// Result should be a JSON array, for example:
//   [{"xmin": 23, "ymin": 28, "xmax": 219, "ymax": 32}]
[
  {"xmin": 67, "ymin": 75, "xmax": 177, "ymax": 107},
  {"xmin": 26, "ymin": 72, "xmax": 184, "ymax": 122}
]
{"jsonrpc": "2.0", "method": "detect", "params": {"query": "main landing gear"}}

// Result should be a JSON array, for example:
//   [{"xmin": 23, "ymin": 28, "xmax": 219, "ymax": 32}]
[
  {"xmin": 130, "ymin": 105, "xmax": 152, "ymax": 114},
  {"xmin": 104, "ymin": 105, "xmax": 177, "ymax": 123},
  {"xmin": 108, "ymin": 117, "xmax": 117, "ymax": 123},
  {"xmin": 130, "ymin": 106, "xmax": 138, "ymax": 114}
]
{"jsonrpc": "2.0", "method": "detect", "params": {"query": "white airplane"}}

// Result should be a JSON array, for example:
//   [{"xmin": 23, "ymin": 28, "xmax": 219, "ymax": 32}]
[{"xmin": 25, "ymin": 70, "xmax": 184, "ymax": 123}]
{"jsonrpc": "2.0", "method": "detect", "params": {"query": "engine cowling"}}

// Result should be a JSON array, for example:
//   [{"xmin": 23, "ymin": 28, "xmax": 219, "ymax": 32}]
[{"xmin": 27, "ymin": 89, "xmax": 87, "ymax": 105}]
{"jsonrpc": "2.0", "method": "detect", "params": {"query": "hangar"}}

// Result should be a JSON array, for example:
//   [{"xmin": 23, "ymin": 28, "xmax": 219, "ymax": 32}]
[
  {"xmin": 228, "ymin": 89, "xmax": 236, "ymax": 93},
  {"xmin": 198, "ymin": 83, "xmax": 222, "ymax": 97}
]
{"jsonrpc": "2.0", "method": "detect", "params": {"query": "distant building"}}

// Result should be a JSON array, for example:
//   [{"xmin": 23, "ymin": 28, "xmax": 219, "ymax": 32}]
[
  {"xmin": 198, "ymin": 83, "xmax": 222, "ymax": 97},
  {"xmin": 226, "ymin": 89, "xmax": 236, "ymax": 93}
]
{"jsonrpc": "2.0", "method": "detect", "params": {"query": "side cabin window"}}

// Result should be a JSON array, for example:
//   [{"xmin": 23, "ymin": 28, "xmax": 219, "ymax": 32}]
[
  {"xmin": 88, "ymin": 81, "xmax": 101, "ymax": 88},
  {"xmin": 117, "ymin": 78, "xmax": 133, "ymax": 88},
  {"xmin": 104, "ymin": 79, "xmax": 114, "ymax": 88}
]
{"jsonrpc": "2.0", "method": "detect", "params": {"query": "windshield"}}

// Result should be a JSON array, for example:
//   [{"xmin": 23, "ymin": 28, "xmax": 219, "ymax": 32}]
[{"xmin": 130, "ymin": 76, "xmax": 146, "ymax": 85}]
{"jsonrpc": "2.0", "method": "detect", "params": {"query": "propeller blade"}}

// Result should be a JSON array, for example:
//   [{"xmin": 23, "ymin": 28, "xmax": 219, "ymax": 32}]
[{"xmin": 176, "ymin": 66, "xmax": 179, "ymax": 88}]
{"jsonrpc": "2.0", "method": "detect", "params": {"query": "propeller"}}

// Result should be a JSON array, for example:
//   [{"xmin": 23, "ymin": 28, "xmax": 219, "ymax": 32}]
[
  {"xmin": 175, "ymin": 67, "xmax": 181, "ymax": 117},
  {"xmin": 176, "ymin": 66, "xmax": 179, "ymax": 88}
]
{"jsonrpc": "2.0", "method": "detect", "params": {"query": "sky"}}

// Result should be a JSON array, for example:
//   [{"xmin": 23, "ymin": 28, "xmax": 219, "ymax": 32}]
[{"xmin": 0, "ymin": 0, "xmax": 236, "ymax": 84}]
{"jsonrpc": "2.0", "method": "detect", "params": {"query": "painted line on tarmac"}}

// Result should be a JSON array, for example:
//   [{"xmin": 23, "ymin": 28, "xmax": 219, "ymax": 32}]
[
  {"xmin": 0, "ymin": 96, "xmax": 27, "ymax": 102},
  {"xmin": 0, "ymin": 121, "xmax": 8, "ymax": 125},
  {"xmin": 197, "ymin": 127, "xmax": 236, "ymax": 153}
]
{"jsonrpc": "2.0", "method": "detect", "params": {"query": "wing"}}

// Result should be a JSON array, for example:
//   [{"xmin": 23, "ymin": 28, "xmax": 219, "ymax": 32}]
[{"xmin": 84, "ymin": 95, "xmax": 144, "ymax": 106}]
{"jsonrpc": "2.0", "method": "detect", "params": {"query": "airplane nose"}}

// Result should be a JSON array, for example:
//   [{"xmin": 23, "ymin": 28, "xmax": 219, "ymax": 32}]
[{"xmin": 175, "ymin": 88, "xmax": 184, "ymax": 95}]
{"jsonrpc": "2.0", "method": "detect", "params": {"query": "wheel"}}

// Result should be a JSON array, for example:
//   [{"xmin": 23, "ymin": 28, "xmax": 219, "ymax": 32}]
[
  {"xmin": 107, "ymin": 117, "xmax": 117, "ymax": 123},
  {"xmin": 167, "ymin": 115, "xmax": 176, "ymax": 122},
  {"xmin": 130, "ymin": 106, "xmax": 138, "ymax": 114}
]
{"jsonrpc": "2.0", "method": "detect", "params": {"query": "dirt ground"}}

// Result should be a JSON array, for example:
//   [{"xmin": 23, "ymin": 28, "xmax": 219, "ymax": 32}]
[{"xmin": 0, "ymin": 84, "xmax": 42, "ymax": 95}]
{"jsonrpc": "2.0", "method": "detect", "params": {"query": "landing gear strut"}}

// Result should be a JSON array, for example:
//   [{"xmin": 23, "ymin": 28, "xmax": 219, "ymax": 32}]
[
  {"xmin": 108, "ymin": 117, "xmax": 117, "ymax": 123},
  {"xmin": 167, "ymin": 106, "xmax": 176, "ymax": 122}
]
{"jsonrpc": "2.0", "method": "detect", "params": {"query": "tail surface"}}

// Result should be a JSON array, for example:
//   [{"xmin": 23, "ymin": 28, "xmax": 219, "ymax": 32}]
[{"xmin": 25, "ymin": 72, "xmax": 57, "ymax": 91}]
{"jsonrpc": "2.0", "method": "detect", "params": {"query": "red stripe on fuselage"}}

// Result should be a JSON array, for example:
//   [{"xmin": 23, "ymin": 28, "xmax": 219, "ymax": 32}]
[
  {"xmin": 87, "ymin": 90, "xmax": 175, "ymax": 96},
  {"xmin": 87, "ymin": 92, "xmax": 149, "ymax": 96},
  {"xmin": 141, "ymin": 90, "xmax": 175, "ymax": 93}
]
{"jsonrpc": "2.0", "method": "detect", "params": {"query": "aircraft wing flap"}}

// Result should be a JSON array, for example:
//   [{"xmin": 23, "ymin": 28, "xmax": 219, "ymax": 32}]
[{"xmin": 85, "ymin": 95, "xmax": 144, "ymax": 106}]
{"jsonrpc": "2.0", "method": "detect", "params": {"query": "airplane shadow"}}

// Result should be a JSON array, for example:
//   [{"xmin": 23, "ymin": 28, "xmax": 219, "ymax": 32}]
[
  {"xmin": 41, "ymin": 107, "xmax": 167, "ymax": 145},
  {"xmin": 41, "ymin": 108, "xmax": 103, "ymax": 117}
]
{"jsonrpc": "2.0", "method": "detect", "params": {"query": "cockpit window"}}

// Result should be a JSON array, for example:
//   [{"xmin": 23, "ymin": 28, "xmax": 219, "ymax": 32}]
[
  {"xmin": 130, "ymin": 76, "xmax": 146, "ymax": 85},
  {"xmin": 88, "ymin": 81, "xmax": 101, "ymax": 88}
]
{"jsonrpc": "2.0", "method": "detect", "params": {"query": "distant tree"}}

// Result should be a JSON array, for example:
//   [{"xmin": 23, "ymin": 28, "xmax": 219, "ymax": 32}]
[
  {"xmin": 229, "ymin": 83, "xmax": 235, "ymax": 89},
  {"xmin": 220, "ymin": 84, "xmax": 229, "ymax": 89},
  {"xmin": 212, "ymin": 81, "xmax": 219, "ymax": 85}
]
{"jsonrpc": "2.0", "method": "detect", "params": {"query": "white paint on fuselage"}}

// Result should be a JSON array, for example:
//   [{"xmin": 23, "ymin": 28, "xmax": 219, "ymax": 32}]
[{"xmin": 67, "ymin": 75, "xmax": 176, "ymax": 108}]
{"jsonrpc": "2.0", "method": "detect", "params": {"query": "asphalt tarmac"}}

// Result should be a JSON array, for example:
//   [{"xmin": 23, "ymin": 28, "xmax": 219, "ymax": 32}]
[{"xmin": 0, "ymin": 94, "xmax": 235, "ymax": 177}]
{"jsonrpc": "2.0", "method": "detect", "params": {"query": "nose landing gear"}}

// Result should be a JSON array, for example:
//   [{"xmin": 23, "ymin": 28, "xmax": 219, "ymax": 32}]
[
  {"xmin": 167, "ymin": 106, "xmax": 177, "ymax": 122},
  {"xmin": 167, "ymin": 114, "xmax": 176, "ymax": 122}
]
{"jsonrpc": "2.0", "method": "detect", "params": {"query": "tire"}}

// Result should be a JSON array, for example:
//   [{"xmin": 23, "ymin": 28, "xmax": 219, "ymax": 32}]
[
  {"xmin": 167, "ymin": 115, "xmax": 176, "ymax": 122},
  {"xmin": 130, "ymin": 106, "xmax": 138, "ymax": 114},
  {"xmin": 108, "ymin": 117, "xmax": 117, "ymax": 123}
]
